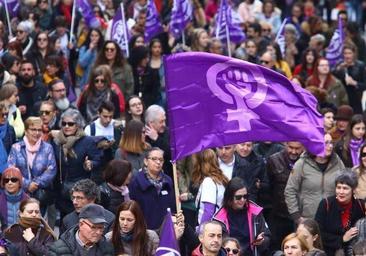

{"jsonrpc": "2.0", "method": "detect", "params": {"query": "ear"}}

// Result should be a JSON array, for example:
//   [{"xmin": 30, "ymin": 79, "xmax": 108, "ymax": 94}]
[
  {"xmin": 144, "ymin": 158, "xmax": 148, "ymax": 167},
  {"xmin": 313, "ymin": 234, "xmax": 318, "ymax": 242}
]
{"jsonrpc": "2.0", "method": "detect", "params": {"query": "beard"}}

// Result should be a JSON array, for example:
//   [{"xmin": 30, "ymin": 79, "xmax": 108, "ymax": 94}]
[
  {"xmin": 54, "ymin": 97, "xmax": 70, "ymax": 111},
  {"xmin": 19, "ymin": 74, "xmax": 34, "ymax": 84}
]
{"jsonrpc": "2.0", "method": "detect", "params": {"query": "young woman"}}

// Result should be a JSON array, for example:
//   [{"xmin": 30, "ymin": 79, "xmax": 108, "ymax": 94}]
[
  {"xmin": 293, "ymin": 48, "xmax": 318, "ymax": 83},
  {"xmin": 190, "ymin": 28, "xmax": 209, "ymax": 52},
  {"xmin": 223, "ymin": 237, "xmax": 241, "ymax": 256},
  {"xmin": 149, "ymin": 39, "xmax": 165, "ymax": 107},
  {"xmin": 282, "ymin": 233, "xmax": 309, "ymax": 256},
  {"xmin": 296, "ymin": 219, "xmax": 326, "ymax": 256},
  {"xmin": 106, "ymin": 200, "xmax": 159, "ymax": 255},
  {"xmin": 353, "ymin": 144, "xmax": 366, "ymax": 200},
  {"xmin": 125, "ymin": 95, "xmax": 144, "ymax": 123}
]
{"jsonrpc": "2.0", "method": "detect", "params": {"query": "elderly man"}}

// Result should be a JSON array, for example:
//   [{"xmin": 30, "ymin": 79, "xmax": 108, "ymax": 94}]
[
  {"xmin": 192, "ymin": 221, "xmax": 227, "ymax": 256},
  {"xmin": 48, "ymin": 204, "xmax": 114, "ymax": 255}
]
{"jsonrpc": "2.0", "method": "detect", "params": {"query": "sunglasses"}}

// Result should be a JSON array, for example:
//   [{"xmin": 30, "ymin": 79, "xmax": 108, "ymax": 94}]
[
  {"xmin": 37, "ymin": 37, "xmax": 48, "ymax": 42},
  {"xmin": 39, "ymin": 110, "xmax": 52, "ymax": 116},
  {"xmin": 361, "ymin": 152, "xmax": 366, "ymax": 158},
  {"xmin": 4, "ymin": 177, "xmax": 19, "ymax": 184},
  {"xmin": 61, "ymin": 121, "xmax": 76, "ymax": 127},
  {"xmin": 105, "ymin": 47, "xmax": 116, "ymax": 52},
  {"xmin": 16, "ymin": 30, "xmax": 24, "ymax": 34},
  {"xmin": 234, "ymin": 194, "xmax": 249, "ymax": 200},
  {"xmin": 94, "ymin": 78, "xmax": 105, "ymax": 83},
  {"xmin": 225, "ymin": 248, "xmax": 239, "ymax": 254},
  {"xmin": 260, "ymin": 60, "xmax": 270, "ymax": 65}
]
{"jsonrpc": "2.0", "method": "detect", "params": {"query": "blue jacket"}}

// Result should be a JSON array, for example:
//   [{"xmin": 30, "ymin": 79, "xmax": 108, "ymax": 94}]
[
  {"xmin": 8, "ymin": 140, "xmax": 56, "ymax": 189},
  {"xmin": 129, "ymin": 170, "xmax": 176, "ymax": 230},
  {"xmin": 77, "ymin": 46, "xmax": 97, "ymax": 88}
]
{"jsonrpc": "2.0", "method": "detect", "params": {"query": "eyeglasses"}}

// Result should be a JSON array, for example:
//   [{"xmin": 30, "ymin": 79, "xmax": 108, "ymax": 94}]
[
  {"xmin": 4, "ymin": 177, "xmax": 19, "ymax": 184},
  {"xmin": 52, "ymin": 88, "xmax": 66, "ymax": 93},
  {"xmin": 61, "ymin": 121, "xmax": 76, "ymax": 127},
  {"xmin": 361, "ymin": 152, "xmax": 366, "ymax": 158},
  {"xmin": 82, "ymin": 220, "xmax": 105, "ymax": 232},
  {"xmin": 234, "ymin": 194, "xmax": 249, "ymax": 200},
  {"xmin": 260, "ymin": 60, "xmax": 270, "ymax": 65},
  {"xmin": 105, "ymin": 47, "xmax": 116, "ymax": 52},
  {"xmin": 225, "ymin": 248, "xmax": 239, "ymax": 255},
  {"xmin": 37, "ymin": 37, "xmax": 48, "ymax": 42},
  {"xmin": 28, "ymin": 128, "xmax": 43, "ymax": 133},
  {"xmin": 39, "ymin": 110, "xmax": 52, "ymax": 116},
  {"xmin": 1, "ymin": 112, "xmax": 8, "ymax": 118},
  {"xmin": 94, "ymin": 78, "xmax": 105, "ymax": 83},
  {"xmin": 147, "ymin": 157, "xmax": 164, "ymax": 163}
]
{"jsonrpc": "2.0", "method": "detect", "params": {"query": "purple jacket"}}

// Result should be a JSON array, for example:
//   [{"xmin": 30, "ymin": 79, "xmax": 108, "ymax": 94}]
[{"xmin": 129, "ymin": 170, "xmax": 176, "ymax": 230}]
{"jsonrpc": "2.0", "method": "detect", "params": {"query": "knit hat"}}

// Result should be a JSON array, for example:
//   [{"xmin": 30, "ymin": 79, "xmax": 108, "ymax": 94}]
[
  {"xmin": 335, "ymin": 105, "xmax": 354, "ymax": 121},
  {"xmin": 1, "ymin": 167, "xmax": 23, "ymax": 188},
  {"xmin": 1, "ymin": 53, "xmax": 19, "ymax": 71}
]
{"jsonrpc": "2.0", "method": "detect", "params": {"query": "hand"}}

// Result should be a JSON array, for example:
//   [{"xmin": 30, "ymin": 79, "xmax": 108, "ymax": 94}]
[
  {"xmin": 23, "ymin": 228, "xmax": 35, "ymax": 242},
  {"xmin": 175, "ymin": 210, "xmax": 185, "ymax": 224},
  {"xmin": 89, "ymin": 41, "xmax": 96, "ymax": 50},
  {"xmin": 343, "ymin": 227, "xmax": 358, "ymax": 242},
  {"xmin": 18, "ymin": 105, "xmax": 26, "ymax": 114},
  {"xmin": 84, "ymin": 156, "xmax": 93, "ymax": 171},
  {"xmin": 173, "ymin": 211, "xmax": 185, "ymax": 240},
  {"xmin": 179, "ymin": 193, "xmax": 189, "ymax": 202},
  {"xmin": 145, "ymin": 125, "xmax": 158, "ymax": 141},
  {"xmin": 252, "ymin": 232, "xmax": 265, "ymax": 246},
  {"xmin": 67, "ymin": 42, "xmax": 74, "ymax": 50},
  {"xmin": 345, "ymin": 74, "xmax": 357, "ymax": 87},
  {"xmin": 28, "ymin": 182, "xmax": 38, "ymax": 193},
  {"xmin": 256, "ymin": 179, "xmax": 261, "ymax": 189}
]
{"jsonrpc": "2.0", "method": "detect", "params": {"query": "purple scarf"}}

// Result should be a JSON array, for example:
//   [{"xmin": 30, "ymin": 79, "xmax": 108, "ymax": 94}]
[{"xmin": 350, "ymin": 138, "xmax": 364, "ymax": 167}]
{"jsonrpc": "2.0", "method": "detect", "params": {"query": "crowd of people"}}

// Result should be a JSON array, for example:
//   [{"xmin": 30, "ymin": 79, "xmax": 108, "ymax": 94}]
[{"xmin": 0, "ymin": 0, "xmax": 365, "ymax": 255}]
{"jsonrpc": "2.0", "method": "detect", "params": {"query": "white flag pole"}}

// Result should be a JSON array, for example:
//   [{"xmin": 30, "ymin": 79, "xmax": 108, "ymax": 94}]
[
  {"xmin": 3, "ymin": 0, "xmax": 13, "ymax": 39},
  {"xmin": 69, "ymin": 0, "xmax": 76, "ymax": 44},
  {"xmin": 225, "ymin": 20, "xmax": 231, "ymax": 57},
  {"xmin": 120, "ymin": 3, "xmax": 129, "ymax": 58}
]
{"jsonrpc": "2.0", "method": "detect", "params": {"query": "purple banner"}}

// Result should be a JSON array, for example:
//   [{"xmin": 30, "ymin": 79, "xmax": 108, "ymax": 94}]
[
  {"xmin": 275, "ymin": 18, "xmax": 287, "ymax": 58},
  {"xmin": 165, "ymin": 52, "xmax": 325, "ymax": 161},
  {"xmin": 111, "ymin": 3, "xmax": 130, "ymax": 57},
  {"xmin": 77, "ymin": 0, "xmax": 100, "ymax": 28},
  {"xmin": 326, "ymin": 18, "xmax": 344, "ymax": 68},
  {"xmin": 169, "ymin": 0, "xmax": 192, "ymax": 39},
  {"xmin": 145, "ymin": 0, "xmax": 163, "ymax": 42},
  {"xmin": 155, "ymin": 210, "xmax": 181, "ymax": 256},
  {"xmin": 1, "ymin": 0, "xmax": 19, "ymax": 18}
]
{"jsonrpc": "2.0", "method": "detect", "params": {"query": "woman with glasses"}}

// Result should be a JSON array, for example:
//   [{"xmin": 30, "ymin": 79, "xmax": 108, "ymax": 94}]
[
  {"xmin": 76, "ymin": 28, "xmax": 104, "ymax": 90},
  {"xmin": 129, "ymin": 147, "xmax": 176, "ymax": 229},
  {"xmin": 106, "ymin": 200, "xmax": 159, "ymax": 255},
  {"xmin": 7, "ymin": 117, "xmax": 56, "ymax": 211},
  {"xmin": 94, "ymin": 40, "xmax": 134, "ymax": 98},
  {"xmin": 52, "ymin": 108, "xmax": 102, "ymax": 217},
  {"xmin": 0, "ymin": 167, "xmax": 28, "ymax": 230},
  {"xmin": 4, "ymin": 198, "xmax": 56, "ymax": 255},
  {"xmin": 38, "ymin": 101, "xmax": 58, "ymax": 141},
  {"xmin": 115, "ymin": 120, "xmax": 150, "ymax": 174},
  {"xmin": 0, "ymin": 102, "xmax": 15, "ymax": 173},
  {"xmin": 125, "ymin": 95, "xmax": 144, "ymax": 123},
  {"xmin": 78, "ymin": 64, "xmax": 121, "ymax": 123},
  {"xmin": 223, "ymin": 237, "xmax": 241, "ymax": 256},
  {"xmin": 335, "ymin": 114, "xmax": 366, "ymax": 168},
  {"xmin": 0, "ymin": 83, "xmax": 24, "ymax": 139},
  {"xmin": 213, "ymin": 177, "xmax": 270, "ymax": 256}
]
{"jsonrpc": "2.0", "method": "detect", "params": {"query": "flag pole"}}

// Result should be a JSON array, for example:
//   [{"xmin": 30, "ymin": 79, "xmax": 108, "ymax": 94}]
[
  {"xmin": 3, "ymin": 0, "xmax": 13, "ymax": 39},
  {"xmin": 225, "ymin": 21, "xmax": 231, "ymax": 57},
  {"xmin": 120, "ymin": 3, "xmax": 129, "ymax": 58},
  {"xmin": 172, "ymin": 162, "xmax": 181, "ymax": 212},
  {"xmin": 69, "ymin": 0, "xmax": 76, "ymax": 44},
  {"xmin": 182, "ymin": 31, "xmax": 185, "ymax": 46}
]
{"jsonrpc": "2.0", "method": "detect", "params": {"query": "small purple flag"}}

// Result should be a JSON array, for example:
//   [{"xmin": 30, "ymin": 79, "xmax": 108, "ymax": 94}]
[
  {"xmin": 164, "ymin": 52, "xmax": 325, "ymax": 161},
  {"xmin": 326, "ymin": 17, "xmax": 344, "ymax": 68},
  {"xmin": 155, "ymin": 210, "xmax": 181, "ymax": 256},
  {"xmin": 145, "ymin": 0, "xmax": 163, "ymax": 42},
  {"xmin": 1, "ymin": 0, "xmax": 19, "ymax": 18},
  {"xmin": 77, "ymin": 0, "xmax": 100, "ymax": 28},
  {"xmin": 111, "ymin": 3, "xmax": 130, "ymax": 57},
  {"xmin": 169, "ymin": 0, "xmax": 192, "ymax": 39},
  {"xmin": 275, "ymin": 18, "xmax": 287, "ymax": 58},
  {"xmin": 214, "ymin": 0, "xmax": 245, "ymax": 44}
]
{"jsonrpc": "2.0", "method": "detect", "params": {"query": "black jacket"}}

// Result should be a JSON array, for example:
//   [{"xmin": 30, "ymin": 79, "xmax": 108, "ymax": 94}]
[
  {"xmin": 99, "ymin": 182, "xmax": 125, "ymax": 214},
  {"xmin": 17, "ymin": 79, "xmax": 47, "ymax": 120}
]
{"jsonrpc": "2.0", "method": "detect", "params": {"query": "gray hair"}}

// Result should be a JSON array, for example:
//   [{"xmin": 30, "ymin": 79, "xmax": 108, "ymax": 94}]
[
  {"xmin": 17, "ymin": 20, "xmax": 34, "ymax": 34},
  {"xmin": 198, "ymin": 220, "xmax": 222, "ymax": 236},
  {"xmin": 144, "ymin": 147, "xmax": 164, "ymax": 159},
  {"xmin": 145, "ymin": 104, "xmax": 165, "ymax": 124},
  {"xmin": 60, "ymin": 108, "xmax": 85, "ymax": 129},
  {"xmin": 335, "ymin": 170, "xmax": 358, "ymax": 190},
  {"xmin": 70, "ymin": 179, "xmax": 100, "ymax": 202}
]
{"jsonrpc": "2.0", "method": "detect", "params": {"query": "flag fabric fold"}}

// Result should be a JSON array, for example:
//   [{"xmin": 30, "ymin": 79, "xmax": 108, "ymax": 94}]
[
  {"xmin": 169, "ymin": 0, "xmax": 192, "ymax": 39},
  {"xmin": 145, "ymin": 0, "xmax": 163, "ymax": 42},
  {"xmin": 1, "ymin": 0, "xmax": 19, "ymax": 18},
  {"xmin": 111, "ymin": 3, "xmax": 130, "ymax": 57},
  {"xmin": 326, "ymin": 17, "xmax": 345, "ymax": 68},
  {"xmin": 155, "ymin": 210, "xmax": 181, "ymax": 256},
  {"xmin": 214, "ymin": 0, "xmax": 245, "ymax": 44},
  {"xmin": 77, "ymin": 0, "xmax": 101, "ymax": 28},
  {"xmin": 164, "ymin": 52, "xmax": 325, "ymax": 161},
  {"xmin": 275, "ymin": 18, "xmax": 287, "ymax": 58}
]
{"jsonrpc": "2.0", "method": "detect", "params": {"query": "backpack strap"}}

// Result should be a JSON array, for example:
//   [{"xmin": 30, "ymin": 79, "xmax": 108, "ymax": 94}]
[{"xmin": 90, "ymin": 122, "xmax": 96, "ymax": 136}]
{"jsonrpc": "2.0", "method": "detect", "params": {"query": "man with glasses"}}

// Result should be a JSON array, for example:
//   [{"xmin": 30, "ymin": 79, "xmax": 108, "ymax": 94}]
[
  {"xmin": 47, "ymin": 79, "xmax": 71, "ymax": 113},
  {"xmin": 259, "ymin": 51, "xmax": 285, "ymax": 76},
  {"xmin": 17, "ymin": 60, "xmax": 47, "ymax": 120},
  {"xmin": 49, "ymin": 204, "xmax": 114, "ymax": 255},
  {"xmin": 60, "ymin": 179, "xmax": 115, "ymax": 235}
]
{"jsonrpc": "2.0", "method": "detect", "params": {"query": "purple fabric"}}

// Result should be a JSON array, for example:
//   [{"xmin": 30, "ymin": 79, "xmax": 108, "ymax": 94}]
[
  {"xmin": 350, "ymin": 138, "xmax": 364, "ymax": 167},
  {"xmin": 0, "ymin": 0, "xmax": 19, "ymax": 18},
  {"xmin": 155, "ymin": 210, "xmax": 181, "ymax": 256},
  {"xmin": 111, "ymin": 3, "xmax": 130, "ymax": 57},
  {"xmin": 164, "ymin": 52, "xmax": 325, "ymax": 161},
  {"xmin": 145, "ymin": 0, "xmax": 163, "ymax": 42},
  {"xmin": 200, "ymin": 202, "xmax": 216, "ymax": 224},
  {"xmin": 275, "ymin": 18, "xmax": 288, "ymax": 58},
  {"xmin": 169, "ymin": 0, "xmax": 192, "ymax": 39},
  {"xmin": 214, "ymin": 0, "xmax": 245, "ymax": 44},
  {"xmin": 326, "ymin": 17, "xmax": 344, "ymax": 68},
  {"xmin": 77, "ymin": 0, "xmax": 100, "ymax": 28}
]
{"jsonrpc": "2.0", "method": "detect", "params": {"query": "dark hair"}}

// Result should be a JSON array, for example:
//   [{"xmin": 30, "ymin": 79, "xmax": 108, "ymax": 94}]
[
  {"xmin": 128, "ymin": 34, "xmax": 144, "ymax": 51},
  {"xmin": 34, "ymin": 31, "xmax": 53, "ymax": 54},
  {"xmin": 320, "ymin": 107, "xmax": 336, "ymax": 116},
  {"xmin": 48, "ymin": 78, "xmax": 64, "ymax": 91},
  {"xmin": 19, "ymin": 198, "xmax": 40, "ymax": 213},
  {"xmin": 84, "ymin": 64, "xmax": 113, "ymax": 98},
  {"xmin": 359, "ymin": 144, "xmax": 366, "ymax": 173},
  {"xmin": 222, "ymin": 177, "xmax": 248, "ymax": 210},
  {"xmin": 125, "ymin": 95, "xmax": 144, "ymax": 123},
  {"xmin": 342, "ymin": 114, "xmax": 366, "ymax": 159},
  {"xmin": 298, "ymin": 218, "xmax": 323, "ymax": 250},
  {"xmin": 120, "ymin": 120, "xmax": 148, "ymax": 154},
  {"xmin": 248, "ymin": 22, "xmax": 262, "ymax": 34},
  {"xmin": 111, "ymin": 200, "xmax": 148, "ymax": 255},
  {"xmin": 94, "ymin": 40, "xmax": 125, "ymax": 69},
  {"xmin": 149, "ymin": 38, "xmax": 163, "ymax": 56},
  {"xmin": 6, "ymin": 40, "xmax": 23, "ymax": 59},
  {"xmin": 20, "ymin": 59, "xmax": 35, "ymax": 70},
  {"xmin": 45, "ymin": 55, "xmax": 64, "ymax": 78},
  {"xmin": 300, "ymin": 48, "xmax": 319, "ymax": 68},
  {"xmin": 335, "ymin": 171, "xmax": 358, "ymax": 190},
  {"xmin": 70, "ymin": 179, "xmax": 100, "ymax": 202},
  {"xmin": 98, "ymin": 100, "xmax": 115, "ymax": 113},
  {"xmin": 81, "ymin": 28, "xmax": 104, "ymax": 52},
  {"xmin": 54, "ymin": 16, "xmax": 67, "ymax": 27},
  {"xmin": 103, "ymin": 160, "xmax": 132, "ymax": 187},
  {"xmin": 129, "ymin": 46, "xmax": 149, "ymax": 69}
]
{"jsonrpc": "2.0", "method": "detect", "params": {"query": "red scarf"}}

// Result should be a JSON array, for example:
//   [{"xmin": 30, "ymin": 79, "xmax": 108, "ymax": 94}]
[{"xmin": 339, "ymin": 200, "xmax": 352, "ymax": 229}]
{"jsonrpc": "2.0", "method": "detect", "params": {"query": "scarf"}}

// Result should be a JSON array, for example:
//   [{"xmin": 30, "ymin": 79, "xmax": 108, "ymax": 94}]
[
  {"xmin": 144, "ymin": 169, "xmax": 163, "ymax": 194},
  {"xmin": 350, "ymin": 138, "xmax": 364, "ymax": 167},
  {"xmin": 86, "ymin": 89, "xmax": 111, "ymax": 122},
  {"xmin": 120, "ymin": 231, "xmax": 133, "ymax": 242},
  {"xmin": 107, "ymin": 183, "xmax": 130, "ymax": 201},
  {"xmin": 338, "ymin": 200, "xmax": 353, "ymax": 229},
  {"xmin": 23, "ymin": 136, "xmax": 42, "ymax": 170},
  {"xmin": 19, "ymin": 216, "xmax": 57, "ymax": 239},
  {"xmin": 0, "ymin": 123, "xmax": 8, "ymax": 173},
  {"xmin": 54, "ymin": 128, "xmax": 85, "ymax": 160}
]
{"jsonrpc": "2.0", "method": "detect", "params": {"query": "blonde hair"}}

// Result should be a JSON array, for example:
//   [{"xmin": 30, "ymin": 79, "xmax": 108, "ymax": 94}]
[
  {"xmin": 24, "ymin": 116, "xmax": 42, "ymax": 130},
  {"xmin": 282, "ymin": 233, "xmax": 310, "ymax": 253}
]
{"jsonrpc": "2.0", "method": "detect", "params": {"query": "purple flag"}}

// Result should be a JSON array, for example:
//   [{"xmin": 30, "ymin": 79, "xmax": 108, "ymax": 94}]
[
  {"xmin": 145, "ymin": 0, "xmax": 163, "ymax": 42},
  {"xmin": 1, "ymin": 0, "xmax": 19, "ymax": 18},
  {"xmin": 275, "ymin": 18, "xmax": 287, "ymax": 58},
  {"xmin": 111, "ymin": 3, "xmax": 130, "ymax": 57},
  {"xmin": 326, "ymin": 18, "xmax": 344, "ymax": 68},
  {"xmin": 164, "ymin": 52, "xmax": 325, "ymax": 161},
  {"xmin": 155, "ymin": 210, "xmax": 181, "ymax": 256},
  {"xmin": 169, "ymin": 0, "xmax": 192, "ymax": 39},
  {"xmin": 77, "ymin": 0, "xmax": 100, "ymax": 28},
  {"xmin": 214, "ymin": 0, "xmax": 245, "ymax": 44}
]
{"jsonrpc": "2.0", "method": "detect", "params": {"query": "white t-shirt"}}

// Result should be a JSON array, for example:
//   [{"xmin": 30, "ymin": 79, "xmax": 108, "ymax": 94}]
[
  {"xmin": 196, "ymin": 177, "xmax": 226, "ymax": 225},
  {"xmin": 219, "ymin": 156, "xmax": 235, "ymax": 180},
  {"xmin": 84, "ymin": 118, "xmax": 115, "ymax": 141}
]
